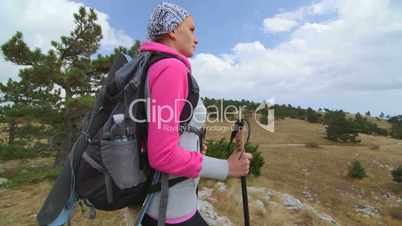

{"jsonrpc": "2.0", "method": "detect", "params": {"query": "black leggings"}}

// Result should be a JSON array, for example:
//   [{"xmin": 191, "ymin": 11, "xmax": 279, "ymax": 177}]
[{"xmin": 141, "ymin": 211, "xmax": 209, "ymax": 226}]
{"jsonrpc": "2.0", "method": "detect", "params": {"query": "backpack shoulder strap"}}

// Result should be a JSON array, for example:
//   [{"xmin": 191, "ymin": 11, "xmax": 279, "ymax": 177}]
[
  {"xmin": 146, "ymin": 52, "xmax": 185, "ymax": 68},
  {"xmin": 143, "ymin": 52, "xmax": 199, "ymax": 128}
]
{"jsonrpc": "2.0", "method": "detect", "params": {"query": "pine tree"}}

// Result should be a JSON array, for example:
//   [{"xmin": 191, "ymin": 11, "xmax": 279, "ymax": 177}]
[
  {"xmin": 306, "ymin": 107, "xmax": 320, "ymax": 123},
  {"xmin": 1, "ymin": 7, "xmax": 140, "ymax": 165},
  {"xmin": 388, "ymin": 116, "xmax": 402, "ymax": 139},
  {"xmin": 391, "ymin": 122, "xmax": 402, "ymax": 139},
  {"xmin": 0, "ymin": 77, "xmax": 60, "ymax": 146},
  {"xmin": 349, "ymin": 160, "xmax": 367, "ymax": 179},
  {"xmin": 324, "ymin": 110, "xmax": 360, "ymax": 143},
  {"xmin": 391, "ymin": 165, "xmax": 402, "ymax": 183}
]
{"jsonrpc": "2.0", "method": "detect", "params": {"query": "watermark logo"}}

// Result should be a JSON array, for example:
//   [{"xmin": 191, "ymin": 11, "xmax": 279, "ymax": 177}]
[
  {"xmin": 127, "ymin": 97, "xmax": 275, "ymax": 133},
  {"xmin": 254, "ymin": 99, "xmax": 275, "ymax": 133}
]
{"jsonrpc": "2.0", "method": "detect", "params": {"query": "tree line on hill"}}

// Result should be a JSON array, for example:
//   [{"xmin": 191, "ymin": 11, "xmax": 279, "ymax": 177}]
[{"xmin": 202, "ymin": 98, "xmax": 402, "ymax": 142}]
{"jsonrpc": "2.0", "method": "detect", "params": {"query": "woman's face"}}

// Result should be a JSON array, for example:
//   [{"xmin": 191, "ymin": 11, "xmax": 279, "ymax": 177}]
[{"xmin": 172, "ymin": 16, "xmax": 198, "ymax": 57}]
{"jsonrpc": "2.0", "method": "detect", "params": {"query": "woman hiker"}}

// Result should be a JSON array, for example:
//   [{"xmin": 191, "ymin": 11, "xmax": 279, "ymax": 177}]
[{"xmin": 129, "ymin": 2, "xmax": 252, "ymax": 225}]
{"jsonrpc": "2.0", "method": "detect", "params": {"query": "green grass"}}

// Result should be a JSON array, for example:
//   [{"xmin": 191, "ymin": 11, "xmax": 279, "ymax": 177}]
[
  {"xmin": 0, "ymin": 144, "xmax": 54, "ymax": 160},
  {"xmin": 0, "ymin": 144, "xmax": 35, "ymax": 160},
  {"xmin": 0, "ymin": 166, "xmax": 61, "ymax": 188}
]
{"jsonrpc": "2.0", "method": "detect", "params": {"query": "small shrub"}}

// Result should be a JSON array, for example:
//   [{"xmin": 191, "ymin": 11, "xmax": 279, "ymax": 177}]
[
  {"xmin": 305, "ymin": 142, "xmax": 320, "ymax": 148},
  {"xmin": 389, "ymin": 205, "xmax": 402, "ymax": 220},
  {"xmin": 0, "ymin": 166, "xmax": 61, "ymax": 188},
  {"xmin": 391, "ymin": 165, "xmax": 402, "ymax": 183},
  {"xmin": 206, "ymin": 139, "xmax": 265, "ymax": 176},
  {"xmin": 348, "ymin": 160, "xmax": 367, "ymax": 179},
  {"xmin": 369, "ymin": 144, "xmax": 380, "ymax": 150},
  {"xmin": 0, "ymin": 144, "xmax": 35, "ymax": 160},
  {"xmin": 249, "ymin": 144, "xmax": 265, "ymax": 176},
  {"xmin": 0, "ymin": 143, "xmax": 53, "ymax": 160},
  {"xmin": 391, "ymin": 126, "xmax": 402, "ymax": 139}
]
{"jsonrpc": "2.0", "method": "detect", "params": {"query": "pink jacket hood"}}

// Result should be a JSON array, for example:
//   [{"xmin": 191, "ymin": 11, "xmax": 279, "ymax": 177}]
[{"xmin": 139, "ymin": 41, "xmax": 191, "ymax": 71}]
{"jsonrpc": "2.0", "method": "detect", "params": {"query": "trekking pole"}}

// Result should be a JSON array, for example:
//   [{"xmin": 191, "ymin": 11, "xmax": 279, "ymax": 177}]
[{"xmin": 229, "ymin": 119, "xmax": 251, "ymax": 226}]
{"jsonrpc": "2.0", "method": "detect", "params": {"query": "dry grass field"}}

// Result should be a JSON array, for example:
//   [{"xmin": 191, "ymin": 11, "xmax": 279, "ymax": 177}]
[{"xmin": 205, "ymin": 118, "xmax": 402, "ymax": 226}]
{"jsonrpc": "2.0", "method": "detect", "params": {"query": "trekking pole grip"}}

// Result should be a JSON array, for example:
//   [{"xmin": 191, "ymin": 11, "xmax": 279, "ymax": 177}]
[{"xmin": 234, "ymin": 119, "xmax": 250, "ymax": 226}]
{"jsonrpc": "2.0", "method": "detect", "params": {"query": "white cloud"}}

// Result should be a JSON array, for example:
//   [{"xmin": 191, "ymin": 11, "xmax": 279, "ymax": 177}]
[
  {"xmin": 96, "ymin": 10, "xmax": 134, "ymax": 49},
  {"xmin": 193, "ymin": 0, "xmax": 402, "ymax": 115},
  {"xmin": 309, "ymin": 0, "xmax": 338, "ymax": 15},
  {"xmin": 262, "ymin": 0, "xmax": 338, "ymax": 34},
  {"xmin": 0, "ymin": 0, "xmax": 133, "ymax": 83},
  {"xmin": 263, "ymin": 17, "xmax": 298, "ymax": 33}
]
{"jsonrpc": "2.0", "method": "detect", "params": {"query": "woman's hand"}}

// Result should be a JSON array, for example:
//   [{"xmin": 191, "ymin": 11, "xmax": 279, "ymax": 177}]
[
  {"xmin": 201, "ymin": 144, "xmax": 208, "ymax": 154},
  {"xmin": 227, "ymin": 151, "xmax": 253, "ymax": 177}
]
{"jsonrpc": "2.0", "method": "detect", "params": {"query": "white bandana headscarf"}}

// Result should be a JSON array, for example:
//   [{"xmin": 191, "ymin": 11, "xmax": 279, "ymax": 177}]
[{"xmin": 147, "ymin": 2, "xmax": 190, "ymax": 40}]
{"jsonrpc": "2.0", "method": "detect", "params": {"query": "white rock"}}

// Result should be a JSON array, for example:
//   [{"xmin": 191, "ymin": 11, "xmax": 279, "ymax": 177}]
[
  {"xmin": 214, "ymin": 216, "xmax": 233, "ymax": 226},
  {"xmin": 198, "ymin": 188, "xmax": 213, "ymax": 201},
  {"xmin": 247, "ymin": 186, "xmax": 272, "ymax": 202},
  {"xmin": 255, "ymin": 200, "xmax": 265, "ymax": 209},
  {"xmin": 254, "ymin": 200, "xmax": 266, "ymax": 215},
  {"xmin": 197, "ymin": 187, "xmax": 234, "ymax": 225},
  {"xmin": 282, "ymin": 194, "xmax": 304, "ymax": 210},
  {"xmin": 198, "ymin": 200, "xmax": 233, "ymax": 226},
  {"xmin": 303, "ymin": 191, "xmax": 313, "ymax": 199},
  {"xmin": 306, "ymin": 203, "xmax": 340, "ymax": 225},
  {"xmin": 385, "ymin": 164, "xmax": 390, "ymax": 169},
  {"xmin": 199, "ymin": 185, "xmax": 340, "ymax": 226},
  {"xmin": 354, "ymin": 204, "xmax": 380, "ymax": 218},
  {"xmin": 262, "ymin": 192, "xmax": 272, "ymax": 203},
  {"xmin": 215, "ymin": 182, "xmax": 226, "ymax": 193},
  {"xmin": 317, "ymin": 213, "xmax": 339, "ymax": 225},
  {"xmin": 247, "ymin": 186, "xmax": 267, "ymax": 194}
]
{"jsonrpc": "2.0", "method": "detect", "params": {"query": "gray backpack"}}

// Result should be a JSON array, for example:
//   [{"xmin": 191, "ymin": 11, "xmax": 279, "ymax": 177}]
[{"xmin": 37, "ymin": 51, "xmax": 204, "ymax": 226}]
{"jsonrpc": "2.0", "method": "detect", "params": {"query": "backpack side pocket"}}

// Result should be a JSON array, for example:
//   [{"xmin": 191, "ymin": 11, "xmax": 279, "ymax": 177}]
[{"xmin": 101, "ymin": 139, "xmax": 146, "ymax": 189}]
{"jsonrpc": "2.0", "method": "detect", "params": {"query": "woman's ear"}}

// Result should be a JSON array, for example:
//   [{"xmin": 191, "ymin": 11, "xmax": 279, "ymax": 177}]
[{"xmin": 167, "ymin": 31, "xmax": 176, "ymax": 40}]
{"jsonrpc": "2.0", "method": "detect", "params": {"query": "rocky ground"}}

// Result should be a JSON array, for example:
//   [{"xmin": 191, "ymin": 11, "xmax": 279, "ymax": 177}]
[{"xmin": 198, "ymin": 182, "xmax": 341, "ymax": 226}]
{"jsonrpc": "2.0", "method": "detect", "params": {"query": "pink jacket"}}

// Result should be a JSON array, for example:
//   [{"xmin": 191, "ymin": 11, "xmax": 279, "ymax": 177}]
[
  {"xmin": 140, "ymin": 41, "xmax": 228, "ymax": 223},
  {"xmin": 141, "ymin": 41, "xmax": 203, "ymax": 178}
]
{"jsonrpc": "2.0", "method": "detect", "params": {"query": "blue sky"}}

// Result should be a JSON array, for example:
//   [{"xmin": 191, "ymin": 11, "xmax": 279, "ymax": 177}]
[
  {"xmin": 1, "ymin": 0, "xmax": 402, "ymax": 116},
  {"xmin": 78, "ymin": 0, "xmax": 313, "ymax": 54}
]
